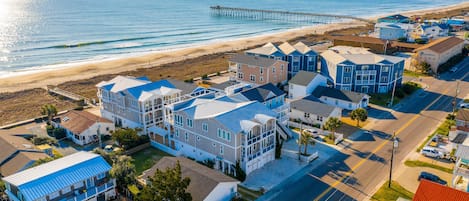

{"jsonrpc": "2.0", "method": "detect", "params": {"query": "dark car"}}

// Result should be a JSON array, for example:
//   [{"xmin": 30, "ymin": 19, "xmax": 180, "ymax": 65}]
[{"xmin": 418, "ymin": 171, "xmax": 447, "ymax": 185}]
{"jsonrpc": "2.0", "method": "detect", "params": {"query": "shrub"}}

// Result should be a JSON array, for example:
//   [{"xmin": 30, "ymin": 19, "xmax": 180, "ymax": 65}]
[
  {"xmin": 198, "ymin": 159, "xmax": 215, "ymax": 169},
  {"xmin": 52, "ymin": 127, "xmax": 66, "ymax": 139},
  {"xmin": 32, "ymin": 136, "xmax": 58, "ymax": 145},
  {"xmin": 184, "ymin": 78, "xmax": 193, "ymax": 83},
  {"xmin": 446, "ymin": 114, "xmax": 456, "ymax": 120},
  {"xmin": 201, "ymin": 74, "xmax": 208, "ymax": 80},
  {"xmin": 397, "ymin": 37, "xmax": 407, "ymax": 42},
  {"xmin": 74, "ymin": 106, "xmax": 84, "ymax": 111},
  {"xmin": 46, "ymin": 125, "xmax": 54, "ymax": 135},
  {"xmin": 216, "ymin": 72, "xmax": 221, "ymax": 76},
  {"xmin": 415, "ymin": 38, "xmax": 427, "ymax": 44}
]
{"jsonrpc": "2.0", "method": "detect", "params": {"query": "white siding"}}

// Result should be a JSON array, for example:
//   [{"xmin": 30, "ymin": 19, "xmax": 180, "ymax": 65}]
[{"xmin": 203, "ymin": 182, "xmax": 239, "ymax": 201}]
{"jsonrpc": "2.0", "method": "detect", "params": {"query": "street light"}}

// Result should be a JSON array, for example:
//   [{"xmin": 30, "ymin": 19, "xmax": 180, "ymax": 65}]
[{"xmin": 388, "ymin": 133, "xmax": 398, "ymax": 188}]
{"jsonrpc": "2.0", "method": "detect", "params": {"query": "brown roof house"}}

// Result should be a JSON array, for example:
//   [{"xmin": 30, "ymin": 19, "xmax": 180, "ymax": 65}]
[
  {"xmin": 140, "ymin": 157, "xmax": 239, "ymax": 201},
  {"xmin": 53, "ymin": 110, "xmax": 114, "ymax": 146},
  {"xmin": 228, "ymin": 54, "xmax": 288, "ymax": 86},
  {"xmin": 413, "ymin": 37, "xmax": 465, "ymax": 73},
  {"xmin": 0, "ymin": 128, "xmax": 49, "ymax": 177}
]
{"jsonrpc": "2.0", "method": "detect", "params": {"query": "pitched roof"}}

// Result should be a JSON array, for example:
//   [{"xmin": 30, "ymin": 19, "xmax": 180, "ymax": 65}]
[
  {"xmin": 379, "ymin": 14, "xmax": 409, "ymax": 21},
  {"xmin": 96, "ymin": 75, "xmax": 150, "ymax": 93},
  {"xmin": 321, "ymin": 46, "xmax": 404, "ymax": 65},
  {"xmin": 229, "ymin": 54, "xmax": 281, "ymax": 67},
  {"xmin": 245, "ymin": 43, "xmax": 283, "ymax": 56},
  {"xmin": 141, "ymin": 157, "xmax": 239, "ymax": 201},
  {"xmin": 278, "ymin": 42, "xmax": 298, "ymax": 55},
  {"xmin": 331, "ymin": 35, "xmax": 387, "ymax": 45},
  {"xmin": 240, "ymin": 83, "xmax": 285, "ymax": 102},
  {"xmin": 375, "ymin": 22, "xmax": 415, "ymax": 30},
  {"xmin": 179, "ymin": 97, "xmax": 276, "ymax": 134},
  {"xmin": 126, "ymin": 79, "xmax": 178, "ymax": 100},
  {"xmin": 312, "ymin": 86, "xmax": 368, "ymax": 103},
  {"xmin": 3, "ymin": 152, "xmax": 111, "ymax": 201},
  {"xmin": 293, "ymin": 42, "xmax": 314, "ymax": 54},
  {"xmin": 413, "ymin": 179, "xmax": 469, "ymax": 201},
  {"xmin": 289, "ymin": 71, "xmax": 321, "ymax": 86},
  {"xmin": 456, "ymin": 109, "xmax": 469, "ymax": 122},
  {"xmin": 167, "ymin": 79, "xmax": 198, "ymax": 95},
  {"xmin": 0, "ymin": 129, "xmax": 38, "ymax": 164},
  {"xmin": 413, "ymin": 37, "xmax": 464, "ymax": 53},
  {"xmin": 57, "ymin": 110, "xmax": 112, "ymax": 135},
  {"xmin": 0, "ymin": 152, "xmax": 49, "ymax": 177},
  {"xmin": 291, "ymin": 95, "xmax": 339, "ymax": 117}
]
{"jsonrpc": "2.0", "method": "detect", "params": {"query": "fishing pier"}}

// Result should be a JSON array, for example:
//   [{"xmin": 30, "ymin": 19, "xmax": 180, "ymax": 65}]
[{"xmin": 210, "ymin": 5, "xmax": 373, "ymax": 24}]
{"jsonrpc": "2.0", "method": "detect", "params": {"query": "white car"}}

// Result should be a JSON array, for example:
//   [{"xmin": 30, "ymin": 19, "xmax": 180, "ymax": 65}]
[
  {"xmin": 304, "ymin": 129, "xmax": 319, "ymax": 138},
  {"xmin": 460, "ymin": 103, "xmax": 469, "ymax": 109},
  {"xmin": 421, "ymin": 147, "xmax": 444, "ymax": 158}
]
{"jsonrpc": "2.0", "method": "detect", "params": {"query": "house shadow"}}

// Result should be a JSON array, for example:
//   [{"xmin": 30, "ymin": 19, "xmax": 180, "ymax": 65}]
[
  {"xmin": 367, "ymin": 106, "xmax": 397, "ymax": 120},
  {"xmin": 348, "ymin": 130, "xmax": 376, "ymax": 142},
  {"xmin": 393, "ymin": 91, "xmax": 457, "ymax": 114}
]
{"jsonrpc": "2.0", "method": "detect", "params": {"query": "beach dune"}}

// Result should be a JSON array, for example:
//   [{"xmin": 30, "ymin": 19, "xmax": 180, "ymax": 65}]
[{"xmin": 0, "ymin": 2, "xmax": 467, "ymax": 93}]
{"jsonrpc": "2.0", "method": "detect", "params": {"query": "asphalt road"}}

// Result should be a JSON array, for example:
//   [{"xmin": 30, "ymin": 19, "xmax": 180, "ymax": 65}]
[{"xmin": 259, "ymin": 58, "xmax": 469, "ymax": 201}]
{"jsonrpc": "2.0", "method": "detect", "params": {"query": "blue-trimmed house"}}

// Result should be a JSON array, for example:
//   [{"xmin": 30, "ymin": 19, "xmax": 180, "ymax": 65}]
[
  {"xmin": 375, "ymin": 22, "xmax": 416, "ymax": 40},
  {"xmin": 2, "ymin": 151, "xmax": 115, "ymax": 201},
  {"xmin": 320, "ymin": 46, "xmax": 405, "ymax": 94},
  {"xmin": 245, "ymin": 42, "xmax": 318, "ymax": 78}
]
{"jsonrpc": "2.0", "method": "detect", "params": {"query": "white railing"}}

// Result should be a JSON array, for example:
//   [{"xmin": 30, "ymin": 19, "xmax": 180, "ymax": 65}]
[{"xmin": 300, "ymin": 151, "xmax": 319, "ymax": 163}]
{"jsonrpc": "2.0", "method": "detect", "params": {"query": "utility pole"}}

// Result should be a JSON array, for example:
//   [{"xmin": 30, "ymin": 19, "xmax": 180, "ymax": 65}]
[
  {"xmin": 97, "ymin": 123, "xmax": 103, "ymax": 149},
  {"xmin": 390, "ymin": 72, "xmax": 398, "ymax": 107},
  {"xmin": 388, "ymin": 132, "xmax": 398, "ymax": 188},
  {"xmin": 452, "ymin": 80, "xmax": 460, "ymax": 115}
]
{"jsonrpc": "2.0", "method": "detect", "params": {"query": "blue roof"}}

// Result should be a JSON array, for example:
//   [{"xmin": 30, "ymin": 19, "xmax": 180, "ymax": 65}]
[
  {"xmin": 3, "ymin": 152, "xmax": 111, "ymax": 201},
  {"xmin": 136, "ymin": 76, "xmax": 150, "ymax": 81},
  {"xmin": 102, "ymin": 83, "xmax": 115, "ymax": 91},
  {"xmin": 127, "ymin": 79, "xmax": 175, "ymax": 98},
  {"xmin": 446, "ymin": 19, "xmax": 464, "ymax": 25}
]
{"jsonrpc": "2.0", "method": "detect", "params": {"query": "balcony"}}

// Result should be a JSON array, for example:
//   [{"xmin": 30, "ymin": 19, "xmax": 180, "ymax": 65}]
[
  {"xmin": 247, "ymin": 135, "xmax": 261, "ymax": 145},
  {"xmin": 355, "ymin": 80, "xmax": 376, "ymax": 85},
  {"xmin": 263, "ymin": 144, "xmax": 275, "ymax": 153},
  {"xmin": 454, "ymin": 160, "xmax": 469, "ymax": 177},
  {"xmin": 272, "ymin": 103, "xmax": 290, "ymax": 114},
  {"xmin": 247, "ymin": 151, "xmax": 262, "ymax": 161}
]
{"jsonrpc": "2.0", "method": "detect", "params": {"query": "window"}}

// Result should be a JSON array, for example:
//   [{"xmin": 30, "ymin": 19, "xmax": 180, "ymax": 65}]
[
  {"xmin": 185, "ymin": 132, "xmax": 189, "ymax": 141},
  {"xmin": 186, "ymin": 118, "xmax": 193, "ymax": 128},
  {"xmin": 308, "ymin": 57, "xmax": 314, "ymax": 62},
  {"xmin": 238, "ymin": 72, "xmax": 244, "ymax": 79},
  {"xmin": 344, "ymin": 67, "xmax": 351, "ymax": 73},
  {"xmin": 260, "ymin": 67, "xmax": 264, "ymax": 75},
  {"xmin": 202, "ymin": 123, "xmax": 208, "ymax": 132},
  {"xmin": 49, "ymin": 191, "xmax": 60, "ymax": 200},
  {"xmin": 272, "ymin": 67, "xmax": 276, "ymax": 73},
  {"xmin": 175, "ymin": 129, "xmax": 179, "ymax": 137},
  {"xmin": 250, "ymin": 75, "xmax": 256, "ymax": 82},
  {"xmin": 381, "ymin": 76, "xmax": 388, "ymax": 82},
  {"xmin": 343, "ymin": 77, "xmax": 350, "ymax": 83},
  {"xmin": 362, "ymin": 65, "xmax": 369, "ymax": 70},
  {"xmin": 260, "ymin": 77, "xmax": 263, "ymax": 82},
  {"xmin": 217, "ymin": 128, "xmax": 222, "ymax": 138},
  {"xmin": 175, "ymin": 115, "xmax": 183, "ymax": 126},
  {"xmin": 382, "ymin": 66, "xmax": 389, "ymax": 72},
  {"xmin": 61, "ymin": 186, "xmax": 71, "ymax": 194},
  {"xmin": 304, "ymin": 113, "xmax": 310, "ymax": 118},
  {"xmin": 227, "ymin": 133, "xmax": 231, "ymax": 141},
  {"xmin": 237, "ymin": 64, "xmax": 241, "ymax": 69},
  {"xmin": 97, "ymin": 172, "xmax": 106, "ymax": 179},
  {"xmin": 369, "ymin": 75, "xmax": 374, "ymax": 80},
  {"xmin": 357, "ymin": 75, "xmax": 361, "ymax": 80},
  {"xmin": 197, "ymin": 136, "xmax": 200, "ymax": 141},
  {"xmin": 217, "ymin": 128, "xmax": 231, "ymax": 141},
  {"xmin": 293, "ymin": 56, "xmax": 300, "ymax": 62},
  {"xmin": 220, "ymin": 145, "xmax": 224, "ymax": 155},
  {"xmin": 335, "ymin": 100, "xmax": 339, "ymax": 105},
  {"xmin": 281, "ymin": 64, "xmax": 284, "ymax": 71},
  {"xmin": 317, "ymin": 116, "xmax": 323, "ymax": 121}
]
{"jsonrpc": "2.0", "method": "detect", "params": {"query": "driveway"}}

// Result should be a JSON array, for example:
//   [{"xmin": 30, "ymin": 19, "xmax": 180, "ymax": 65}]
[{"xmin": 395, "ymin": 166, "xmax": 453, "ymax": 193}]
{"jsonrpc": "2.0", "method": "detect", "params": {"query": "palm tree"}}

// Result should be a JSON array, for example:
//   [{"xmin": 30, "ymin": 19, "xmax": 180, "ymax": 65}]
[
  {"xmin": 41, "ymin": 104, "xmax": 58, "ymax": 123},
  {"xmin": 350, "ymin": 108, "xmax": 368, "ymax": 127},
  {"xmin": 324, "ymin": 117, "xmax": 341, "ymax": 141},
  {"xmin": 299, "ymin": 131, "xmax": 315, "ymax": 155}
]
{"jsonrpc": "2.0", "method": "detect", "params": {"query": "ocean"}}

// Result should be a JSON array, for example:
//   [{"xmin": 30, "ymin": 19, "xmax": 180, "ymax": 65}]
[{"xmin": 0, "ymin": 0, "xmax": 465, "ymax": 77}]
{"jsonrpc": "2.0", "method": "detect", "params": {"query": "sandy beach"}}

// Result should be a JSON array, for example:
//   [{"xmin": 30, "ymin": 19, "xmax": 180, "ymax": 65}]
[{"xmin": 0, "ymin": 1, "xmax": 468, "ymax": 93}]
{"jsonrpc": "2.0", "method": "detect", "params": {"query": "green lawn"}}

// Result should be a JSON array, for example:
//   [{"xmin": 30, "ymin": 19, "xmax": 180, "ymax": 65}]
[
  {"xmin": 369, "ymin": 82, "xmax": 421, "ymax": 107},
  {"xmin": 404, "ymin": 160, "xmax": 453, "ymax": 174},
  {"xmin": 403, "ymin": 69, "xmax": 430, "ymax": 78},
  {"xmin": 237, "ymin": 185, "xmax": 263, "ymax": 201},
  {"xmin": 371, "ymin": 181, "xmax": 414, "ymax": 201},
  {"xmin": 131, "ymin": 147, "xmax": 171, "ymax": 175}
]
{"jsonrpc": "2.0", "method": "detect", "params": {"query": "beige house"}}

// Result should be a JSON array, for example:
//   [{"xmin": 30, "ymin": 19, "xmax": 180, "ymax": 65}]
[
  {"xmin": 413, "ymin": 37, "xmax": 465, "ymax": 73},
  {"xmin": 229, "ymin": 54, "xmax": 288, "ymax": 86},
  {"xmin": 54, "ymin": 110, "xmax": 115, "ymax": 146}
]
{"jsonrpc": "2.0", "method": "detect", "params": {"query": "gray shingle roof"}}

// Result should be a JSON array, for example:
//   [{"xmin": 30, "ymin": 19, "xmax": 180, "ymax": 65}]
[
  {"xmin": 289, "ymin": 71, "xmax": 321, "ymax": 86},
  {"xmin": 167, "ymin": 79, "xmax": 198, "ymax": 95},
  {"xmin": 240, "ymin": 83, "xmax": 285, "ymax": 102},
  {"xmin": 141, "ymin": 157, "xmax": 239, "ymax": 201},
  {"xmin": 229, "ymin": 54, "xmax": 279, "ymax": 67},
  {"xmin": 291, "ymin": 95, "xmax": 338, "ymax": 117},
  {"xmin": 312, "ymin": 86, "xmax": 367, "ymax": 103}
]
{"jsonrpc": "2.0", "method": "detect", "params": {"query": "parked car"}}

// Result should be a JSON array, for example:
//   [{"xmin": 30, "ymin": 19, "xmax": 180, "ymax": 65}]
[
  {"xmin": 418, "ymin": 171, "xmax": 447, "ymax": 185},
  {"xmin": 459, "ymin": 103, "xmax": 469, "ymax": 109},
  {"xmin": 450, "ymin": 67, "xmax": 458, "ymax": 72},
  {"xmin": 304, "ymin": 129, "xmax": 319, "ymax": 138},
  {"xmin": 421, "ymin": 147, "xmax": 444, "ymax": 158}
]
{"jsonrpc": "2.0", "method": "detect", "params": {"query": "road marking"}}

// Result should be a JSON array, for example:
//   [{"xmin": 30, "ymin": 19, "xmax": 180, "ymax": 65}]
[{"xmin": 314, "ymin": 85, "xmax": 453, "ymax": 201}]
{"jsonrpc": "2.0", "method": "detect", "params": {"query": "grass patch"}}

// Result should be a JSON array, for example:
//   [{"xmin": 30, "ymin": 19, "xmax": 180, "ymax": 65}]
[
  {"xmin": 371, "ymin": 180, "xmax": 414, "ymax": 201},
  {"xmin": 323, "ymin": 135, "xmax": 335, "ymax": 145},
  {"xmin": 370, "ymin": 82, "xmax": 422, "ymax": 107},
  {"xmin": 131, "ymin": 147, "xmax": 171, "ymax": 175},
  {"xmin": 341, "ymin": 117, "xmax": 369, "ymax": 128},
  {"xmin": 237, "ymin": 185, "xmax": 263, "ymax": 201},
  {"xmin": 404, "ymin": 160, "xmax": 453, "ymax": 174},
  {"xmin": 416, "ymin": 118, "xmax": 456, "ymax": 152},
  {"xmin": 404, "ymin": 69, "xmax": 430, "ymax": 78}
]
